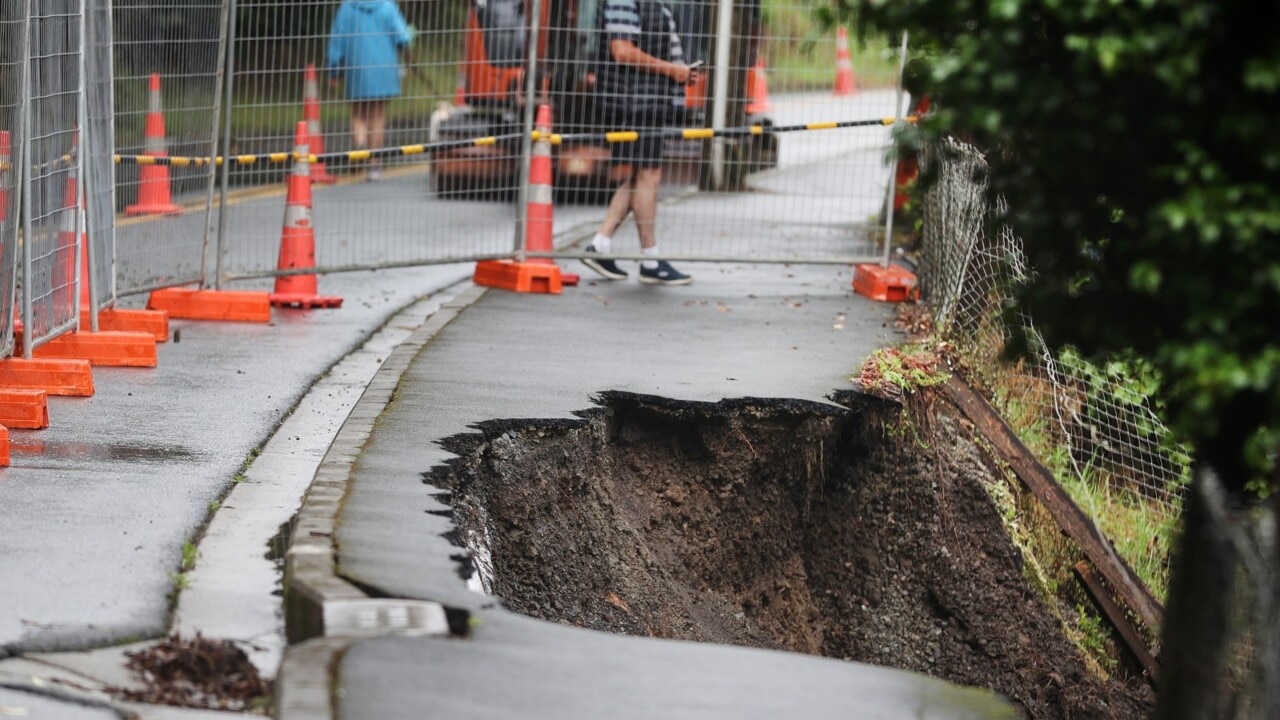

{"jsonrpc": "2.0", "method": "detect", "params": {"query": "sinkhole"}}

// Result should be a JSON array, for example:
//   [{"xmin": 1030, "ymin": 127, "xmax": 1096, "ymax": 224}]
[{"xmin": 428, "ymin": 391, "xmax": 1153, "ymax": 720}]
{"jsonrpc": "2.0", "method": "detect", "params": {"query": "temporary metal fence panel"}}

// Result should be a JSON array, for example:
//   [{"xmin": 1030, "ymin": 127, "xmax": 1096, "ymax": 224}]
[
  {"xmin": 83, "ymin": 0, "xmax": 114, "ymax": 314},
  {"xmin": 217, "ymin": 0, "xmax": 520, "ymax": 282},
  {"xmin": 112, "ymin": 0, "xmax": 223, "ymax": 295},
  {"xmin": 22, "ymin": 0, "xmax": 85, "ymax": 352},
  {"xmin": 920, "ymin": 138, "xmax": 1187, "ymax": 601},
  {"xmin": 0, "ymin": 2, "xmax": 29, "ymax": 358},
  {"xmin": 533, "ymin": 1, "xmax": 906, "ymax": 268}
]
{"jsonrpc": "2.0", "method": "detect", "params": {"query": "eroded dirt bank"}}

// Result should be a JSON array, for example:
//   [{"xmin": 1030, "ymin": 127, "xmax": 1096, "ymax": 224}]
[{"xmin": 429, "ymin": 391, "xmax": 1153, "ymax": 719}]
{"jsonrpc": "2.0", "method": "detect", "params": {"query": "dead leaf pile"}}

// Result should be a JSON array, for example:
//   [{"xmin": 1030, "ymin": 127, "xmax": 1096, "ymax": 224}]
[{"xmin": 115, "ymin": 634, "xmax": 271, "ymax": 712}]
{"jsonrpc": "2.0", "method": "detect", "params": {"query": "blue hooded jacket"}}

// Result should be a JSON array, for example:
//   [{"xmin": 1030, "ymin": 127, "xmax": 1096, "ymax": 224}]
[{"xmin": 326, "ymin": 0, "xmax": 413, "ymax": 100}]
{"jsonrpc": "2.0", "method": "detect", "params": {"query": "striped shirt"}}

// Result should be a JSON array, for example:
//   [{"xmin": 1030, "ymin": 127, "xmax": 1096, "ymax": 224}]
[{"xmin": 600, "ymin": 0, "xmax": 686, "ymax": 110}]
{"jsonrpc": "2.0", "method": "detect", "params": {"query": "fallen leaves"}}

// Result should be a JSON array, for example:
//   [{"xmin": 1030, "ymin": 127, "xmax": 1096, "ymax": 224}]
[{"xmin": 113, "ymin": 634, "xmax": 271, "ymax": 713}]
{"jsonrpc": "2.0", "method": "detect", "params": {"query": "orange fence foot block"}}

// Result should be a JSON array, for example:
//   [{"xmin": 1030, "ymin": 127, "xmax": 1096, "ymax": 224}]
[
  {"xmin": 0, "ymin": 425, "xmax": 9, "ymax": 467},
  {"xmin": 0, "ymin": 358, "xmax": 94, "ymax": 397},
  {"xmin": 0, "ymin": 389, "xmax": 49, "ymax": 429},
  {"xmin": 32, "ymin": 331, "xmax": 158, "ymax": 368},
  {"xmin": 147, "ymin": 288, "xmax": 272, "ymax": 323},
  {"xmin": 853, "ymin": 263, "xmax": 918, "ymax": 303},
  {"xmin": 473, "ymin": 260, "xmax": 563, "ymax": 295},
  {"xmin": 83, "ymin": 308, "xmax": 170, "ymax": 342}
]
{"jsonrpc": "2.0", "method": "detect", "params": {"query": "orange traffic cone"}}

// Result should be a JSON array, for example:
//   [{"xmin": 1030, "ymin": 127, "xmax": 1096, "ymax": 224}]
[
  {"xmin": 270, "ymin": 121, "xmax": 342, "ymax": 309},
  {"xmin": 472, "ymin": 105, "xmax": 564, "ymax": 295},
  {"xmin": 304, "ymin": 64, "xmax": 337, "ymax": 185},
  {"xmin": 0, "ymin": 130, "xmax": 11, "ymax": 227},
  {"xmin": 745, "ymin": 57, "xmax": 772, "ymax": 115},
  {"xmin": 125, "ymin": 73, "xmax": 183, "ymax": 216},
  {"xmin": 834, "ymin": 27, "xmax": 858, "ymax": 97},
  {"xmin": 57, "ymin": 152, "xmax": 82, "ymax": 312},
  {"xmin": 525, "ymin": 104, "xmax": 577, "ymax": 286}
]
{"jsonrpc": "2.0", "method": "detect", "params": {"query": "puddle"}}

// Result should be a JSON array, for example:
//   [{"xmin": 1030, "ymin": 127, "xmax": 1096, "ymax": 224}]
[
  {"xmin": 265, "ymin": 516, "xmax": 297, "ymax": 598},
  {"xmin": 6, "ymin": 436, "xmax": 198, "ymax": 463}
]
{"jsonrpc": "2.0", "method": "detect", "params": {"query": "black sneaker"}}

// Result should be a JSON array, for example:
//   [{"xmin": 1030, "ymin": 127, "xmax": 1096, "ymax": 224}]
[
  {"xmin": 581, "ymin": 244, "xmax": 628, "ymax": 280},
  {"xmin": 638, "ymin": 260, "xmax": 692, "ymax": 286}
]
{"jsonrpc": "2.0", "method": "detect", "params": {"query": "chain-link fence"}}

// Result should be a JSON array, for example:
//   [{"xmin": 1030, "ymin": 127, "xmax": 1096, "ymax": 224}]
[
  {"xmin": 919, "ymin": 137, "xmax": 1188, "ymax": 603},
  {"xmin": 22, "ymin": 0, "xmax": 85, "ymax": 352}
]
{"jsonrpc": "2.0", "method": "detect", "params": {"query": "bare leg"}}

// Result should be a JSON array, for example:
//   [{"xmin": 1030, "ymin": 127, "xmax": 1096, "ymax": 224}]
[
  {"xmin": 631, "ymin": 167, "xmax": 662, "ymax": 249},
  {"xmin": 597, "ymin": 177, "xmax": 634, "ymax": 238},
  {"xmin": 350, "ymin": 101, "xmax": 370, "ymax": 149},
  {"xmin": 368, "ymin": 100, "xmax": 388, "ymax": 162}
]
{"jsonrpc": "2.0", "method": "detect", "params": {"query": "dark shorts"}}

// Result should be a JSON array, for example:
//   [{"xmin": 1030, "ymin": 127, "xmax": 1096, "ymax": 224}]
[{"xmin": 610, "ymin": 111, "xmax": 667, "ymax": 170}]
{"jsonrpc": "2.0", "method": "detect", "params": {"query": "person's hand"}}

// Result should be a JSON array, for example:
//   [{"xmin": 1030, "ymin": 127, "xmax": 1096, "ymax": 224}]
[
  {"xmin": 686, "ymin": 66, "xmax": 702, "ymax": 86},
  {"xmin": 671, "ymin": 63, "xmax": 701, "ymax": 85}
]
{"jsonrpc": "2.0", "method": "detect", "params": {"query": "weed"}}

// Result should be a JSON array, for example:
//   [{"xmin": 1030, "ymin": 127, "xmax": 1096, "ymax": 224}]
[
  {"xmin": 208, "ymin": 500, "xmax": 221, "ymax": 514},
  {"xmin": 180, "ymin": 541, "xmax": 197, "ymax": 572},
  {"xmin": 856, "ymin": 343, "xmax": 950, "ymax": 401}
]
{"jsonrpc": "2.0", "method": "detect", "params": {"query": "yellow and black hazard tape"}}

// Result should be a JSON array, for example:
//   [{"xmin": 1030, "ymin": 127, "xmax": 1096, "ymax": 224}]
[
  {"xmin": 111, "ymin": 116, "xmax": 917, "ymax": 166},
  {"xmin": 537, "ymin": 115, "xmax": 917, "ymax": 145},
  {"xmin": 112, "ymin": 133, "xmax": 524, "ymax": 168},
  {"xmin": 0, "ymin": 152, "xmax": 78, "ymax": 175}
]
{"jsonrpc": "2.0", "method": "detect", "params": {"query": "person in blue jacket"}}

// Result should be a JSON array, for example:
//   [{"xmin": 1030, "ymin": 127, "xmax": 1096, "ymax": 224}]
[{"xmin": 326, "ymin": 0, "xmax": 413, "ymax": 180}]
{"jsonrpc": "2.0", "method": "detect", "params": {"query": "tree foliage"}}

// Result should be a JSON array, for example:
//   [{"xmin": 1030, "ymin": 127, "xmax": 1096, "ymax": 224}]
[{"xmin": 844, "ymin": 0, "xmax": 1280, "ymax": 493}]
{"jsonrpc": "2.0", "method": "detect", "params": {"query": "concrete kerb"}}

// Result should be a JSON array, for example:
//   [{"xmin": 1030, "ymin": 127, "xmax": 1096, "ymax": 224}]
[
  {"xmin": 282, "ymin": 285, "xmax": 489, "ymax": 645},
  {"xmin": 274, "ymin": 637, "xmax": 350, "ymax": 720}
]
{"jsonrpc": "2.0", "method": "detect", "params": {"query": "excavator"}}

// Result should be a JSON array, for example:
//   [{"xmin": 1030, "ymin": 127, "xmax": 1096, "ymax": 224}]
[{"xmin": 429, "ymin": 0, "xmax": 776, "ymax": 197}]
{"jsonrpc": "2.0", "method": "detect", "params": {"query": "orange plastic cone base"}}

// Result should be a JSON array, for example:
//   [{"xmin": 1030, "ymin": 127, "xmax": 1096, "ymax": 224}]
[
  {"xmin": 526, "ymin": 258, "xmax": 578, "ymax": 286},
  {"xmin": 0, "ymin": 389, "xmax": 50, "ymax": 429},
  {"xmin": 125, "ymin": 165, "xmax": 183, "ymax": 216},
  {"xmin": 473, "ymin": 260, "xmax": 562, "ymax": 295},
  {"xmin": 82, "ymin": 308, "xmax": 170, "ymax": 342},
  {"xmin": 270, "ymin": 276, "xmax": 344, "ymax": 309},
  {"xmin": 0, "ymin": 425, "xmax": 9, "ymax": 467},
  {"xmin": 0, "ymin": 357, "xmax": 94, "ymax": 396},
  {"xmin": 852, "ymin": 263, "xmax": 918, "ymax": 303},
  {"xmin": 147, "ymin": 288, "xmax": 272, "ymax": 323},
  {"xmin": 311, "ymin": 161, "xmax": 338, "ymax": 185},
  {"xmin": 29, "ymin": 331, "xmax": 158, "ymax": 368}
]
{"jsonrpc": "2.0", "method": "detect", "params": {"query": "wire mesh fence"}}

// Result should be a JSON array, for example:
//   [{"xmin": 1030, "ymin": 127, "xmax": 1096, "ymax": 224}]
[
  {"xmin": 0, "ymin": 1, "xmax": 27, "ymax": 358},
  {"xmin": 83, "ymin": 0, "xmax": 114, "ymax": 314},
  {"xmin": 919, "ymin": 137, "xmax": 1188, "ymax": 601},
  {"xmin": 112, "ymin": 0, "xmax": 224, "ymax": 295},
  {"xmin": 23, "ymin": 0, "xmax": 84, "ymax": 351},
  {"xmin": 518, "ymin": 0, "xmax": 906, "ymax": 268},
  {"xmin": 200, "ymin": 0, "xmax": 909, "ymax": 283},
  {"xmin": 215, "ymin": 0, "xmax": 517, "ymax": 281}
]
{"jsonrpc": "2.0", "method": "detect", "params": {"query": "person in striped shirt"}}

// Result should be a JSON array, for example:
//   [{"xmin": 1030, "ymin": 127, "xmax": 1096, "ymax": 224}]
[{"xmin": 582, "ymin": 0, "xmax": 699, "ymax": 286}]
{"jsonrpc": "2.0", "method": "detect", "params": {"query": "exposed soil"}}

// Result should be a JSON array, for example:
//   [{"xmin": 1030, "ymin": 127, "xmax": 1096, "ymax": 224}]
[{"xmin": 430, "ymin": 390, "xmax": 1154, "ymax": 719}]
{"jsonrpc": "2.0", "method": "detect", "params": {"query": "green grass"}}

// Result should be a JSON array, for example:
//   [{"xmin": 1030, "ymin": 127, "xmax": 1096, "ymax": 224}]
[
  {"xmin": 995, "ymin": 388, "xmax": 1177, "ymax": 601},
  {"xmin": 761, "ymin": 1, "xmax": 901, "ymax": 91}
]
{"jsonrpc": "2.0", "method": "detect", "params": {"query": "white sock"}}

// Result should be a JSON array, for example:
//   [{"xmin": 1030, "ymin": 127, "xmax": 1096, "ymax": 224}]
[
  {"xmin": 591, "ymin": 233, "xmax": 612, "ymax": 253},
  {"xmin": 641, "ymin": 246, "xmax": 659, "ymax": 270}
]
